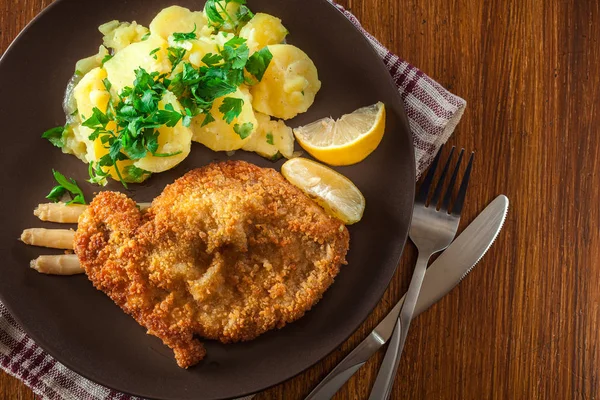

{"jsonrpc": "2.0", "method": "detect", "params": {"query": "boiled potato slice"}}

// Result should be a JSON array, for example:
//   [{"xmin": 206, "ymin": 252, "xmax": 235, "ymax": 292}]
[
  {"xmin": 250, "ymin": 44, "xmax": 321, "ymax": 120},
  {"xmin": 150, "ymin": 6, "xmax": 207, "ymax": 41},
  {"xmin": 71, "ymin": 67, "xmax": 110, "ymax": 162},
  {"xmin": 103, "ymin": 35, "xmax": 171, "ymax": 93},
  {"xmin": 99, "ymin": 21, "xmax": 149, "ymax": 53},
  {"xmin": 242, "ymin": 112, "xmax": 294, "ymax": 159},
  {"xmin": 72, "ymin": 68, "xmax": 137, "ymax": 180},
  {"xmin": 133, "ymin": 92, "xmax": 193, "ymax": 173},
  {"xmin": 239, "ymin": 13, "xmax": 288, "ymax": 53},
  {"xmin": 191, "ymin": 88, "xmax": 257, "ymax": 152}
]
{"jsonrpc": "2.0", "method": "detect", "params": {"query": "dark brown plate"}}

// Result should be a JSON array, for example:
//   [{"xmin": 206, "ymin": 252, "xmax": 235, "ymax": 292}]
[{"xmin": 0, "ymin": 0, "xmax": 414, "ymax": 398}]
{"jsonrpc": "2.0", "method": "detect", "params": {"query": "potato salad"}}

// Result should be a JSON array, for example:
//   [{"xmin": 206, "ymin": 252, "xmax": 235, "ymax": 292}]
[{"xmin": 43, "ymin": 1, "xmax": 321, "ymax": 185}]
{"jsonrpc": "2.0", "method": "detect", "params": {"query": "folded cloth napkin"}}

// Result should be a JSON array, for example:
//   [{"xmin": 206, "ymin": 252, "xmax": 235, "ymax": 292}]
[{"xmin": 0, "ymin": 3, "xmax": 466, "ymax": 400}]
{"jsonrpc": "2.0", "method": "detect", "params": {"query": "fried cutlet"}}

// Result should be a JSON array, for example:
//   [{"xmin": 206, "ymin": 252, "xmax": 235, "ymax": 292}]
[{"xmin": 73, "ymin": 161, "xmax": 350, "ymax": 368}]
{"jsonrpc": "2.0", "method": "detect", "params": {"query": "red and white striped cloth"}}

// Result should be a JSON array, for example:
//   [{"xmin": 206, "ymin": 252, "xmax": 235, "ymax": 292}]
[{"xmin": 0, "ymin": 3, "xmax": 466, "ymax": 400}]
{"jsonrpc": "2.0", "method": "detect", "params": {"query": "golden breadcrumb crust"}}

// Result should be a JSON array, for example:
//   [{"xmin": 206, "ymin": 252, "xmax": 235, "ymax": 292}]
[{"xmin": 74, "ymin": 161, "xmax": 349, "ymax": 368}]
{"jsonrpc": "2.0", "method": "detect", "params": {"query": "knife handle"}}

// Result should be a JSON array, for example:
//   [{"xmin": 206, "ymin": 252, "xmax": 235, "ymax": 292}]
[{"xmin": 304, "ymin": 333, "xmax": 384, "ymax": 400}]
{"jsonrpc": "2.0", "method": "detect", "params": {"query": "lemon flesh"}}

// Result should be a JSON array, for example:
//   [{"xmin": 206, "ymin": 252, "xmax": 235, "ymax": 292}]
[
  {"xmin": 281, "ymin": 158, "xmax": 365, "ymax": 225},
  {"xmin": 293, "ymin": 102, "xmax": 385, "ymax": 166}
]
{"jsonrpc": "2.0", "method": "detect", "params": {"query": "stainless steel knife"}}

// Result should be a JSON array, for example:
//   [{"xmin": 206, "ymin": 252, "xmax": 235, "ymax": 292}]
[{"xmin": 304, "ymin": 194, "xmax": 509, "ymax": 400}]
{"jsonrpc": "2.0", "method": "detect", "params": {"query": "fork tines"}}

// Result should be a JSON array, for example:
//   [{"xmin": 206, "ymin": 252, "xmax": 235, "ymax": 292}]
[{"xmin": 417, "ymin": 145, "xmax": 474, "ymax": 215}]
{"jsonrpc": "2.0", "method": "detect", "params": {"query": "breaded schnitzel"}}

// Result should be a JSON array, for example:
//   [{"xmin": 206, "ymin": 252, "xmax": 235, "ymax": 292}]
[{"xmin": 74, "ymin": 161, "xmax": 350, "ymax": 368}]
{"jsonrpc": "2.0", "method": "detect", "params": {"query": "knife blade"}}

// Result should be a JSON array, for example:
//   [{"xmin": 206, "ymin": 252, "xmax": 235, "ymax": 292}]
[{"xmin": 304, "ymin": 194, "xmax": 509, "ymax": 400}]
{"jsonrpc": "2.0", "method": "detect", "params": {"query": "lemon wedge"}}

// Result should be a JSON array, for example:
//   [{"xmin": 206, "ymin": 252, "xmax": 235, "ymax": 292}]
[
  {"xmin": 293, "ymin": 102, "xmax": 385, "ymax": 166},
  {"xmin": 281, "ymin": 158, "xmax": 365, "ymax": 224}
]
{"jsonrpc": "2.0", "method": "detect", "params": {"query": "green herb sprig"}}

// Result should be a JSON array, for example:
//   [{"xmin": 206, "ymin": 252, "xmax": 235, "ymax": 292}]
[
  {"xmin": 172, "ymin": 24, "xmax": 198, "ymax": 42},
  {"xmin": 42, "ymin": 125, "xmax": 69, "ymax": 148},
  {"xmin": 204, "ymin": 0, "xmax": 253, "ymax": 33},
  {"xmin": 46, "ymin": 170, "xmax": 87, "ymax": 205}
]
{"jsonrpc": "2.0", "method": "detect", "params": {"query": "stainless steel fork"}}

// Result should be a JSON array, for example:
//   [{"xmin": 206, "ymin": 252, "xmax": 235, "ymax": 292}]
[{"xmin": 368, "ymin": 146, "xmax": 474, "ymax": 400}]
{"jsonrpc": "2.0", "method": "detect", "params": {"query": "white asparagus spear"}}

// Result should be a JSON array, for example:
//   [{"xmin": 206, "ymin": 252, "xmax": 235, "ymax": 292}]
[
  {"xmin": 34, "ymin": 203, "xmax": 87, "ymax": 223},
  {"xmin": 33, "ymin": 202, "xmax": 151, "ymax": 223},
  {"xmin": 30, "ymin": 255, "xmax": 84, "ymax": 275},
  {"xmin": 21, "ymin": 228, "xmax": 75, "ymax": 250}
]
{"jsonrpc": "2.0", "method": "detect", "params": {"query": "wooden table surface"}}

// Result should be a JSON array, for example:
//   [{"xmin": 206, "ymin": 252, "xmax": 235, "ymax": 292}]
[{"xmin": 1, "ymin": 0, "xmax": 599, "ymax": 399}]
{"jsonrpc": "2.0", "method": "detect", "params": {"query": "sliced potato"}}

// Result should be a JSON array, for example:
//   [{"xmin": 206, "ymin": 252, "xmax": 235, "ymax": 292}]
[
  {"xmin": 239, "ymin": 13, "xmax": 288, "ymax": 53},
  {"xmin": 242, "ymin": 112, "xmax": 294, "ymax": 159},
  {"xmin": 72, "ymin": 68, "xmax": 140, "ymax": 182},
  {"xmin": 103, "ymin": 35, "xmax": 171, "ymax": 93},
  {"xmin": 134, "ymin": 92, "xmax": 193, "ymax": 173},
  {"xmin": 150, "ymin": 6, "xmax": 207, "ymax": 41},
  {"xmin": 71, "ymin": 67, "xmax": 110, "ymax": 163},
  {"xmin": 191, "ymin": 88, "xmax": 257, "ymax": 152},
  {"xmin": 99, "ymin": 21, "xmax": 149, "ymax": 53},
  {"xmin": 250, "ymin": 44, "xmax": 321, "ymax": 120}
]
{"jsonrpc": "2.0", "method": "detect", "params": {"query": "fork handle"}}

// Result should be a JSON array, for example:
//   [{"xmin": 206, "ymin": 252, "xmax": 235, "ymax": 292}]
[{"xmin": 368, "ymin": 253, "xmax": 431, "ymax": 400}]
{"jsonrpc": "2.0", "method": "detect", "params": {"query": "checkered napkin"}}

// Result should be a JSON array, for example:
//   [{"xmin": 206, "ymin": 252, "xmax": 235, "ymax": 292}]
[{"xmin": 0, "ymin": 3, "xmax": 466, "ymax": 400}]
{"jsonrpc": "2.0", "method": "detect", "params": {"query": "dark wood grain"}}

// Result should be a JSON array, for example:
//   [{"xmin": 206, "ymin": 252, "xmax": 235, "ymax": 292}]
[{"xmin": 1, "ymin": 0, "xmax": 599, "ymax": 399}]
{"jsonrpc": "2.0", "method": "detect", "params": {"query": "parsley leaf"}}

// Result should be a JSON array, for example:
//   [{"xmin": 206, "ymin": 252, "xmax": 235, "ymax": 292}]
[
  {"xmin": 82, "ymin": 107, "xmax": 110, "ymax": 129},
  {"xmin": 167, "ymin": 46, "xmax": 187, "ymax": 72},
  {"xmin": 46, "ymin": 185, "xmax": 66, "ymax": 202},
  {"xmin": 204, "ymin": 0, "xmax": 225, "ymax": 26},
  {"xmin": 245, "ymin": 47, "xmax": 273, "ymax": 81},
  {"xmin": 233, "ymin": 122, "xmax": 253, "ymax": 139},
  {"xmin": 149, "ymin": 47, "xmax": 161, "ymax": 59},
  {"xmin": 102, "ymin": 78, "xmax": 112, "ymax": 92},
  {"xmin": 219, "ymin": 97, "xmax": 244, "ymax": 124},
  {"xmin": 202, "ymin": 53, "xmax": 223, "ymax": 67},
  {"xmin": 236, "ymin": 5, "xmax": 254, "ymax": 26},
  {"xmin": 42, "ymin": 125, "xmax": 69, "ymax": 148},
  {"xmin": 156, "ymin": 103, "xmax": 184, "ymax": 127},
  {"xmin": 222, "ymin": 37, "xmax": 249, "ymax": 69},
  {"xmin": 123, "ymin": 165, "xmax": 152, "ymax": 183},
  {"xmin": 266, "ymin": 132, "xmax": 274, "ymax": 145},
  {"xmin": 205, "ymin": 0, "xmax": 253, "ymax": 33},
  {"xmin": 141, "ymin": 32, "xmax": 151, "ymax": 41},
  {"xmin": 201, "ymin": 111, "xmax": 216, "ymax": 127},
  {"xmin": 46, "ymin": 170, "xmax": 87, "ymax": 205},
  {"xmin": 172, "ymin": 24, "xmax": 197, "ymax": 42},
  {"xmin": 101, "ymin": 54, "xmax": 113, "ymax": 66}
]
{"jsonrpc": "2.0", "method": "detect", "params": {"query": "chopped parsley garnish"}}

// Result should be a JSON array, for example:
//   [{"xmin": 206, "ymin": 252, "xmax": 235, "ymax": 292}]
[
  {"xmin": 204, "ymin": 0, "xmax": 253, "ymax": 33},
  {"xmin": 219, "ymin": 97, "xmax": 244, "ymax": 124},
  {"xmin": 202, "ymin": 53, "xmax": 223, "ymax": 67},
  {"xmin": 167, "ymin": 46, "xmax": 187, "ymax": 72},
  {"xmin": 236, "ymin": 5, "xmax": 254, "ymax": 26},
  {"xmin": 101, "ymin": 54, "xmax": 114, "ymax": 66},
  {"xmin": 123, "ymin": 165, "xmax": 152, "ymax": 183},
  {"xmin": 81, "ymin": 69, "xmax": 189, "ymax": 187},
  {"xmin": 46, "ymin": 170, "xmax": 86, "ymax": 205},
  {"xmin": 266, "ymin": 132, "xmax": 274, "ymax": 145},
  {"xmin": 102, "ymin": 78, "xmax": 112, "ymax": 92},
  {"xmin": 169, "ymin": 37, "xmax": 251, "ymax": 123},
  {"xmin": 141, "ymin": 32, "xmax": 151, "ymax": 41},
  {"xmin": 172, "ymin": 24, "xmax": 198, "ymax": 42},
  {"xmin": 234, "ymin": 122, "xmax": 253, "ymax": 139},
  {"xmin": 245, "ymin": 47, "xmax": 273, "ymax": 82},
  {"xmin": 149, "ymin": 47, "xmax": 161, "ymax": 60},
  {"xmin": 45, "ymin": 26, "xmax": 270, "ymax": 187},
  {"xmin": 42, "ymin": 125, "xmax": 69, "ymax": 148}
]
